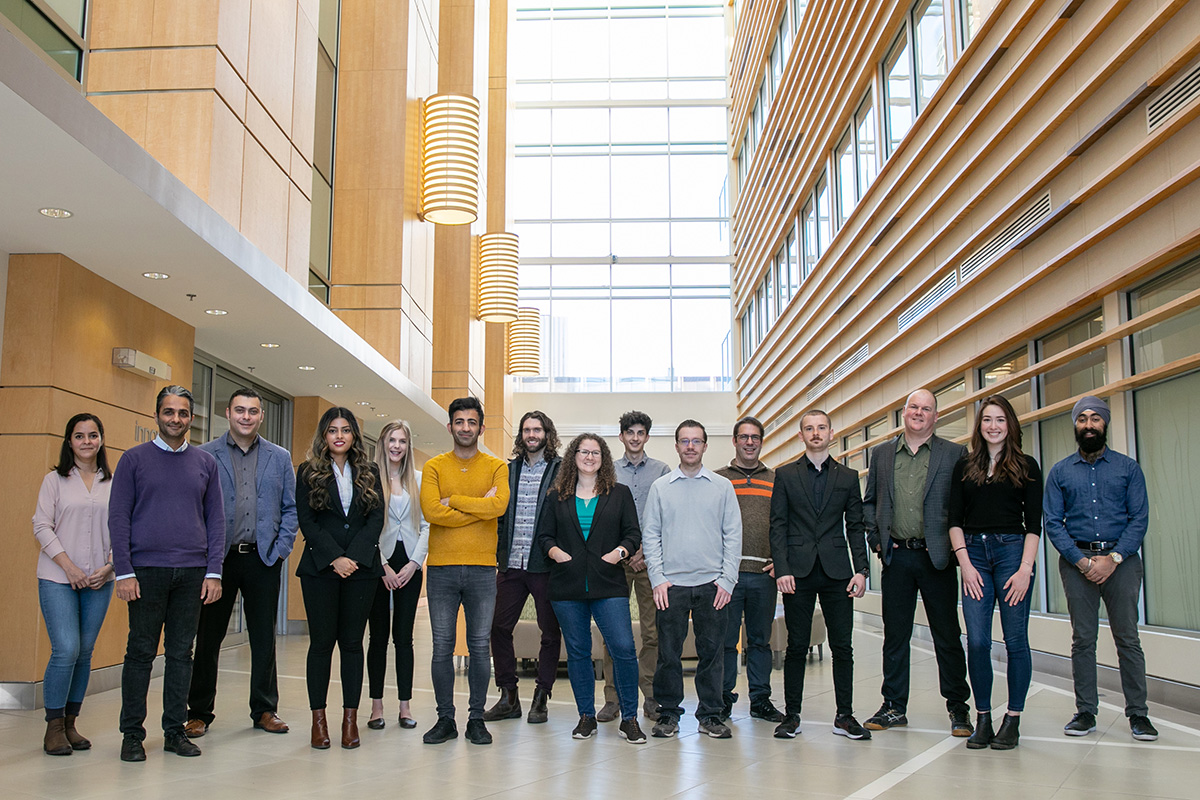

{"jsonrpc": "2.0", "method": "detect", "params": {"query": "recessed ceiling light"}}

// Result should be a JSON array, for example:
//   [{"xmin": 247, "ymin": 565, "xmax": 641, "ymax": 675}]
[
  {"xmin": 205, "ymin": 308, "xmax": 228, "ymax": 316},
  {"xmin": 39, "ymin": 207, "xmax": 72, "ymax": 219},
  {"xmin": 142, "ymin": 272, "xmax": 170, "ymax": 280},
  {"xmin": 260, "ymin": 342, "xmax": 280, "ymax": 348},
  {"xmin": 376, "ymin": 413, "xmax": 388, "ymax": 417},
  {"xmin": 356, "ymin": 401, "xmax": 371, "ymax": 406},
  {"xmin": 298, "ymin": 365, "xmax": 316, "ymax": 371},
  {"xmin": 327, "ymin": 383, "xmax": 343, "ymax": 388}
]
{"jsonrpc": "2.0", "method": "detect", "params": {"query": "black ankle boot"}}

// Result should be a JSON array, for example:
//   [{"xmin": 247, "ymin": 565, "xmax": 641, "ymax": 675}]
[
  {"xmin": 965, "ymin": 711, "xmax": 993, "ymax": 749},
  {"xmin": 527, "ymin": 686, "xmax": 550, "ymax": 724},
  {"xmin": 483, "ymin": 687, "xmax": 521, "ymax": 721},
  {"xmin": 990, "ymin": 713, "xmax": 1020, "ymax": 750}
]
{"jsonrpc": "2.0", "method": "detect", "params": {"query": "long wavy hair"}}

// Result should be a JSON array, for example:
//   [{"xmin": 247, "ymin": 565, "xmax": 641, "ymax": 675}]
[
  {"xmin": 54, "ymin": 413, "xmax": 112, "ymax": 480},
  {"xmin": 374, "ymin": 419, "xmax": 422, "ymax": 531},
  {"xmin": 304, "ymin": 407, "xmax": 380, "ymax": 511},
  {"xmin": 553, "ymin": 434, "xmax": 617, "ymax": 498},
  {"xmin": 964, "ymin": 394, "xmax": 1031, "ymax": 487},
  {"xmin": 511, "ymin": 410, "xmax": 561, "ymax": 463}
]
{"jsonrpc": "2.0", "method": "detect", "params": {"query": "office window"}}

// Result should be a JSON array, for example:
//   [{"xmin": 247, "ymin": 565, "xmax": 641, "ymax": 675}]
[
  {"xmin": 764, "ymin": 269, "xmax": 776, "ymax": 329},
  {"xmin": 786, "ymin": 223, "xmax": 800, "ymax": 295},
  {"xmin": 308, "ymin": 0, "xmax": 339, "ymax": 304},
  {"xmin": 1038, "ymin": 310, "xmax": 1105, "ymax": 406},
  {"xmin": 855, "ymin": 95, "xmax": 878, "ymax": 195},
  {"xmin": 1130, "ymin": 256, "xmax": 1200, "ymax": 373},
  {"xmin": 775, "ymin": 245, "xmax": 788, "ymax": 310},
  {"xmin": 835, "ymin": 128, "xmax": 856, "ymax": 226},
  {"xmin": 913, "ymin": 0, "xmax": 949, "ymax": 112},
  {"xmin": 960, "ymin": 0, "xmax": 1000, "ymax": 46},
  {"xmin": 792, "ymin": 0, "xmax": 809, "ymax": 40},
  {"xmin": 815, "ymin": 171, "xmax": 831, "ymax": 253},
  {"xmin": 980, "ymin": 349, "xmax": 1031, "ymax": 416},
  {"xmin": 883, "ymin": 30, "xmax": 914, "ymax": 156},
  {"xmin": 934, "ymin": 380, "xmax": 967, "ymax": 440},
  {"xmin": 802, "ymin": 198, "xmax": 818, "ymax": 279},
  {"xmin": 1, "ymin": 0, "xmax": 82, "ymax": 79},
  {"xmin": 769, "ymin": 38, "xmax": 783, "ymax": 98}
]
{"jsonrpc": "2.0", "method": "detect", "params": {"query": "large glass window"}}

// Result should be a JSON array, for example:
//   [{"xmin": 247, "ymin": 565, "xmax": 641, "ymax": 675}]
[
  {"xmin": 1038, "ymin": 310, "xmax": 1105, "ymax": 406},
  {"xmin": 802, "ymin": 198, "xmax": 818, "ymax": 279},
  {"xmin": 1, "ymin": 0, "xmax": 83, "ymax": 79},
  {"xmin": 1130, "ymin": 256, "xmax": 1200, "ymax": 372},
  {"xmin": 835, "ymin": 129, "xmax": 856, "ymax": 227},
  {"xmin": 960, "ymin": 0, "xmax": 1000, "ymax": 46},
  {"xmin": 934, "ymin": 380, "xmax": 967, "ymax": 440},
  {"xmin": 512, "ymin": 3, "xmax": 731, "ymax": 392},
  {"xmin": 855, "ymin": 95, "xmax": 878, "ymax": 196},
  {"xmin": 309, "ymin": 0, "xmax": 339, "ymax": 305},
  {"xmin": 883, "ymin": 30, "xmax": 914, "ymax": 156},
  {"xmin": 980, "ymin": 349, "xmax": 1031, "ymax": 416},
  {"xmin": 815, "ymin": 172, "xmax": 831, "ymax": 253},
  {"xmin": 912, "ymin": 0, "xmax": 949, "ymax": 112}
]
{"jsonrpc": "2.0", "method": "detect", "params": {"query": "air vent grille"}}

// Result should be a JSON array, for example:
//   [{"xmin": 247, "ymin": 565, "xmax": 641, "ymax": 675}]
[
  {"xmin": 833, "ymin": 344, "xmax": 870, "ymax": 381},
  {"xmin": 1148, "ymin": 59, "xmax": 1200, "ymax": 131},
  {"xmin": 806, "ymin": 374, "xmax": 832, "ymax": 403},
  {"xmin": 897, "ymin": 271, "xmax": 958, "ymax": 333},
  {"xmin": 959, "ymin": 192, "xmax": 1051, "ymax": 283}
]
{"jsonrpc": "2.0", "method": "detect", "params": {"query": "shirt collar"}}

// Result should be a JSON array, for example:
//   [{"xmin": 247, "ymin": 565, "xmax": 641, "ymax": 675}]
[
  {"xmin": 225, "ymin": 431, "xmax": 259, "ymax": 453},
  {"xmin": 1070, "ymin": 448, "xmax": 1109, "ymax": 465},
  {"xmin": 152, "ymin": 436, "xmax": 188, "ymax": 453},
  {"xmin": 800, "ymin": 454, "xmax": 829, "ymax": 472},
  {"xmin": 667, "ymin": 465, "xmax": 714, "ymax": 483},
  {"xmin": 619, "ymin": 454, "xmax": 646, "ymax": 468},
  {"xmin": 896, "ymin": 436, "xmax": 930, "ymax": 456}
]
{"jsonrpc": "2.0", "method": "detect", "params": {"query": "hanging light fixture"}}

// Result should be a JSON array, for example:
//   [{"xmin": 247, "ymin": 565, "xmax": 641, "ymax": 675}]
[
  {"xmin": 507, "ymin": 307, "xmax": 541, "ymax": 376},
  {"xmin": 420, "ymin": 94, "xmax": 481, "ymax": 224},
  {"xmin": 478, "ymin": 232, "xmax": 520, "ymax": 323}
]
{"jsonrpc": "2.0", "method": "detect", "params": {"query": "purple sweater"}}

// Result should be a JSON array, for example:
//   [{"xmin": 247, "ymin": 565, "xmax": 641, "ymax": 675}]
[{"xmin": 109, "ymin": 442, "xmax": 225, "ymax": 575}]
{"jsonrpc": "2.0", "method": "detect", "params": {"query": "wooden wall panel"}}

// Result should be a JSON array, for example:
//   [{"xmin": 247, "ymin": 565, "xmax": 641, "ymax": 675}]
[{"xmin": 0, "ymin": 255, "xmax": 195, "ymax": 683}]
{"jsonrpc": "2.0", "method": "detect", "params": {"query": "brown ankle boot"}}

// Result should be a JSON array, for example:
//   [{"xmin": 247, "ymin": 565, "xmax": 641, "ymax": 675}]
[
  {"xmin": 311, "ymin": 709, "xmax": 331, "ymax": 749},
  {"xmin": 483, "ymin": 687, "xmax": 521, "ymax": 721},
  {"xmin": 43, "ymin": 718, "xmax": 72, "ymax": 756},
  {"xmin": 341, "ymin": 709, "xmax": 360, "ymax": 749},
  {"xmin": 63, "ymin": 714, "xmax": 91, "ymax": 750}
]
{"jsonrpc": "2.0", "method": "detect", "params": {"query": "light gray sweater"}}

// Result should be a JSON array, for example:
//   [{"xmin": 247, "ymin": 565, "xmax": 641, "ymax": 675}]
[{"xmin": 642, "ymin": 466, "xmax": 743, "ymax": 594}]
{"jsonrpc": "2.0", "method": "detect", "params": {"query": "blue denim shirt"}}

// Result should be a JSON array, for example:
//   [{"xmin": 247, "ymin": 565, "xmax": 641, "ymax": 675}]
[{"xmin": 1043, "ymin": 448, "xmax": 1149, "ymax": 562}]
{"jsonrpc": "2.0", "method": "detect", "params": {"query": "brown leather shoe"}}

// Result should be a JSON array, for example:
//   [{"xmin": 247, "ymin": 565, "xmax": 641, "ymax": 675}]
[
  {"xmin": 311, "ymin": 709, "xmax": 330, "ymax": 749},
  {"xmin": 183, "ymin": 719, "xmax": 208, "ymax": 739},
  {"xmin": 254, "ymin": 712, "xmax": 289, "ymax": 734},
  {"xmin": 43, "ymin": 718, "xmax": 72, "ymax": 756},
  {"xmin": 63, "ymin": 715, "xmax": 91, "ymax": 750},
  {"xmin": 341, "ymin": 709, "xmax": 360, "ymax": 749}
]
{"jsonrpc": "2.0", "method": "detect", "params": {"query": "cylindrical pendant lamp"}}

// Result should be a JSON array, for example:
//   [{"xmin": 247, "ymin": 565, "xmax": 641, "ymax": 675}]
[
  {"xmin": 507, "ymin": 307, "xmax": 541, "ymax": 376},
  {"xmin": 478, "ymin": 232, "xmax": 520, "ymax": 323},
  {"xmin": 421, "ymin": 94, "xmax": 481, "ymax": 224}
]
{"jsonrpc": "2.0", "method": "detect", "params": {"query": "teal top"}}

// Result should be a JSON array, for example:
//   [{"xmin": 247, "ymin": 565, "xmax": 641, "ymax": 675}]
[{"xmin": 575, "ymin": 496, "xmax": 596, "ymax": 540}]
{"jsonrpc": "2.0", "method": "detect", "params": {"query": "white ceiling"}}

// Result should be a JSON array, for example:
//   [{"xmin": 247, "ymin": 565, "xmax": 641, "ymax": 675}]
[{"xmin": 0, "ymin": 28, "xmax": 452, "ymax": 450}]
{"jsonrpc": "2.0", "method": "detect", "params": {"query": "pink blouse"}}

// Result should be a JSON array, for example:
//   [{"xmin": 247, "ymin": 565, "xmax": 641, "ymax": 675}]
[{"xmin": 32, "ymin": 467, "xmax": 113, "ymax": 584}]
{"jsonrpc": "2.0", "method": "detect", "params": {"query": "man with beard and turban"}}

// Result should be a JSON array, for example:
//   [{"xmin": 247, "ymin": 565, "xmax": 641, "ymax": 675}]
[{"xmin": 1044, "ymin": 395, "xmax": 1156, "ymax": 743}]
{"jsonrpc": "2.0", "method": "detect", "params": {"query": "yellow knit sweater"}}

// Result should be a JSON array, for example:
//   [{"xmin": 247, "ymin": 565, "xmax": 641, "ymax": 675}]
[{"xmin": 419, "ymin": 450, "xmax": 510, "ymax": 567}]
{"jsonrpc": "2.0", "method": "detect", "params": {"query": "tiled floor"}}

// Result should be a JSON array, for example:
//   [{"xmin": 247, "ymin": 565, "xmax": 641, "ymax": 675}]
[{"xmin": 3, "ymin": 612, "xmax": 1197, "ymax": 800}]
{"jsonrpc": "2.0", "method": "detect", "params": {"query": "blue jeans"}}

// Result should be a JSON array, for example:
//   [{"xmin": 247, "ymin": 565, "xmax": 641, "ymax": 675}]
[
  {"xmin": 38, "ymin": 579, "xmax": 114, "ymax": 718},
  {"xmin": 426, "ymin": 565, "xmax": 497, "ymax": 720},
  {"xmin": 961, "ymin": 534, "xmax": 1033, "ymax": 713},
  {"xmin": 120, "ymin": 567, "xmax": 205, "ymax": 739},
  {"xmin": 722, "ymin": 571, "xmax": 777, "ymax": 706},
  {"xmin": 552, "ymin": 597, "xmax": 638, "ymax": 719}
]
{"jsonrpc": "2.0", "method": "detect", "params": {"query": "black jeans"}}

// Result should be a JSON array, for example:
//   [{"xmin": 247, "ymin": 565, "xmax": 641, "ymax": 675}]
[
  {"xmin": 782, "ymin": 562, "xmax": 855, "ymax": 717},
  {"xmin": 120, "ymin": 566, "xmax": 205, "ymax": 740},
  {"xmin": 300, "ymin": 575, "xmax": 376, "ymax": 710},
  {"xmin": 879, "ymin": 547, "xmax": 970, "ymax": 714},
  {"xmin": 653, "ymin": 582, "xmax": 727, "ymax": 722},
  {"xmin": 722, "ymin": 571, "xmax": 778, "ymax": 706},
  {"xmin": 491, "ymin": 568, "xmax": 561, "ymax": 692},
  {"xmin": 188, "ymin": 549, "xmax": 283, "ymax": 724},
  {"xmin": 366, "ymin": 548, "xmax": 424, "ymax": 701}
]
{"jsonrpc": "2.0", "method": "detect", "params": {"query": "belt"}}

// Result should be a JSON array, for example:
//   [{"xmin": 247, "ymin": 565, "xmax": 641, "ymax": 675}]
[
  {"xmin": 1074, "ymin": 539, "xmax": 1117, "ymax": 552},
  {"xmin": 232, "ymin": 542, "xmax": 258, "ymax": 554},
  {"xmin": 893, "ymin": 538, "xmax": 927, "ymax": 550}
]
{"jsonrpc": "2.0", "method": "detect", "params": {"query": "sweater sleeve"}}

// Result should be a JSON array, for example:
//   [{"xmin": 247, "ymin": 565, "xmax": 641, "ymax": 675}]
[
  {"xmin": 642, "ymin": 482, "xmax": 666, "ymax": 588},
  {"xmin": 717, "ymin": 480, "xmax": 743, "ymax": 595},
  {"xmin": 450, "ymin": 460, "xmax": 510, "ymax": 519},
  {"xmin": 109, "ymin": 456, "xmax": 136, "ymax": 576},
  {"xmin": 203, "ymin": 457, "xmax": 226, "ymax": 576},
  {"xmin": 420, "ymin": 459, "xmax": 481, "ymax": 528},
  {"xmin": 948, "ymin": 457, "xmax": 967, "ymax": 529}
]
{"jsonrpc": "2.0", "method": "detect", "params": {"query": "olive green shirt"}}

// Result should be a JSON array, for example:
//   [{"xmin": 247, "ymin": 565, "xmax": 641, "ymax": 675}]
[{"xmin": 891, "ymin": 437, "xmax": 930, "ymax": 540}]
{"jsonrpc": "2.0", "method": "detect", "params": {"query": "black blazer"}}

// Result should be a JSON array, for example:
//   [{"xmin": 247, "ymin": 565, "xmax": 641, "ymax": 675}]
[
  {"xmin": 295, "ymin": 462, "xmax": 385, "ymax": 580},
  {"xmin": 769, "ymin": 457, "xmax": 868, "ymax": 581},
  {"xmin": 536, "ymin": 484, "xmax": 641, "ymax": 601},
  {"xmin": 496, "ymin": 455, "xmax": 562, "ymax": 574}
]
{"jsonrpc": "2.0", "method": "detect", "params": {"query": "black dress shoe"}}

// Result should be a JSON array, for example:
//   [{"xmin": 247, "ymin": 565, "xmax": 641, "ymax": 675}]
[
  {"xmin": 120, "ymin": 735, "xmax": 146, "ymax": 762},
  {"xmin": 366, "ymin": 717, "xmax": 385, "ymax": 730},
  {"xmin": 398, "ymin": 716, "xmax": 418, "ymax": 729},
  {"xmin": 164, "ymin": 734, "xmax": 202, "ymax": 757}
]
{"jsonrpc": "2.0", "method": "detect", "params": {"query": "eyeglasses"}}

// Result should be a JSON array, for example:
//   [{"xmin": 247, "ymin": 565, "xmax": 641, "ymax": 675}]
[
  {"xmin": 577, "ymin": 450, "xmax": 602, "ymax": 458},
  {"xmin": 735, "ymin": 434, "xmax": 762, "ymax": 443},
  {"xmin": 677, "ymin": 438, "xmax": 705, "ymax": 447}
]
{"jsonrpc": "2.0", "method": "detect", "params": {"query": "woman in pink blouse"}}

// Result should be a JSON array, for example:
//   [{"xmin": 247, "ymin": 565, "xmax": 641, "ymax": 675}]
[{"xmin": 33, "ymin": 413, "xmax": 115, "ymax": 756}]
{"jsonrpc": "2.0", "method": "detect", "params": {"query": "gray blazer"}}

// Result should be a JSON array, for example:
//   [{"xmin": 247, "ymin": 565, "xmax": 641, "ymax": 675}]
[
  {"xmin": 863, "ymin": 434, "xmax": 965, "ymax": 570},
  {"xmin": 199, "ymin": 434, "xmax": 299, "ymax": 566}
]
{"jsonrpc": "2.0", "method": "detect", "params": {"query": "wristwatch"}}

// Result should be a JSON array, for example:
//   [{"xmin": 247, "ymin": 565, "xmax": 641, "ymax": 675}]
[
  {"xmin": 617, "ymin": 546, "xmax": 628, "ymax": 559},
  {"xmin": 1110, "ymin": 552, "xmax": 1124, "ymax": 565}
]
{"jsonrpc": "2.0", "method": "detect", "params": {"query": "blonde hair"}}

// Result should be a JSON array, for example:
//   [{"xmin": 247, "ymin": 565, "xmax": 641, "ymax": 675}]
[{"xmin": 374, "ymin": 420, "xmax": 422, "ymax": 532}]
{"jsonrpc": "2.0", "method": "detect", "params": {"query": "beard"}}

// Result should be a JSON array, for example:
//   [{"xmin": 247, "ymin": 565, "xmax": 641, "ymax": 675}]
[{"xmin": 1075, "ymin": 426, "xmax": 1107, "ymax": 454}]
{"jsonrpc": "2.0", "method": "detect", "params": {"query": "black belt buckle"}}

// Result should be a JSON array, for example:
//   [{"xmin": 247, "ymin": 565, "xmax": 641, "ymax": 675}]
[
  {"xmin": 1075, "ymin": 540, "xmax": 1114, "ymax": 552},
  {"xmin": 234, "ymin": 542, "xmax": 256, "ymax": 554},
  {"xmin": 895, "ymin": 538, "xmax": 927, "ymax": 550}
]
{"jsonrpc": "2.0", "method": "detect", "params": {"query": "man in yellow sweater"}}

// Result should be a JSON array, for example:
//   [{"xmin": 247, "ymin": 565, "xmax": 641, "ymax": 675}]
[{"xmin": 419, "ymin": 397, "xmax": 510, "ymax": 746}]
